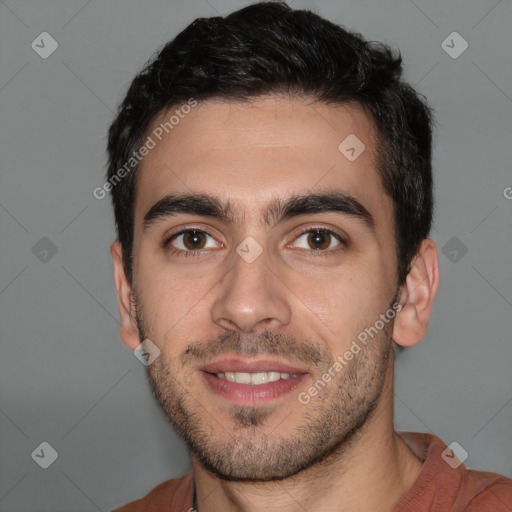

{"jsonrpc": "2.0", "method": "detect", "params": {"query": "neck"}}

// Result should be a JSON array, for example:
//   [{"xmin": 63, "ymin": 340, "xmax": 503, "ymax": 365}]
[{"xmin": 191, "ymin": 369, "xmax": 423, "ymax": 512}]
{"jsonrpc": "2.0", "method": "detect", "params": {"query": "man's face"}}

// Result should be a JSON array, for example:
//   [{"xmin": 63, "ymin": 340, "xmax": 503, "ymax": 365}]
[{"xmin": 128, "ymin": 96, "xmax": 400, "ymax": 480}]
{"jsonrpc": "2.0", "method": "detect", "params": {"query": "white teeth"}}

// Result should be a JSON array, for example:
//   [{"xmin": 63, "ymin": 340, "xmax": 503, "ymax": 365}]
[
  {"xmin": 251, "ymin": 372, "xmax": 268, "ymax": 385},
  {"xmin": 235, "ymin": 372, "xmax": 252, "ymax": 384},
  {"xmin": 268, "ymin": 371, "xmax": 281, "ymax": 382},
  {"xmin": 215, "ymin": 371, "xmax": 299, "ymax": 385}
]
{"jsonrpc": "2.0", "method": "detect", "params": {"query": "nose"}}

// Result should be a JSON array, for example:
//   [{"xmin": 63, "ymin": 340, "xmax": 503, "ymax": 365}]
[{"xmin": 211, "ymin": 245, "xmax": 292, "ymax": 333}]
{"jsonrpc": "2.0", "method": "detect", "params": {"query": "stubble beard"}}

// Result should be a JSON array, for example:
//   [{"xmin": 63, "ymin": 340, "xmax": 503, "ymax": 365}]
[{"xmin": 137, "ymin": 302, "xmax": 394, "ymax": 482}]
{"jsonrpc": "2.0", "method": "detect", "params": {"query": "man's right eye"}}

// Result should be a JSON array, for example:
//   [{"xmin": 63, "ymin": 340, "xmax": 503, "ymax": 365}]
[{"xmin": 164, "ymin": 229, "xmax": 220, "ymax": 257}]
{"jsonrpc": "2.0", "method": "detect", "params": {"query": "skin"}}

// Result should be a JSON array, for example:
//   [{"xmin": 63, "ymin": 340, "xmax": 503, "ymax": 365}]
[{"xmin": 111, "ymin": 96, "xmax": 440, "ymax": 511}]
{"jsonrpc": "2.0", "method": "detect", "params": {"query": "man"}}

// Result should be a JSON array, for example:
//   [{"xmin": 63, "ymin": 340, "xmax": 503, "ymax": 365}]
[{"xmin": 107, "ymin": 2, "xmax": 512, "ymax": 510}]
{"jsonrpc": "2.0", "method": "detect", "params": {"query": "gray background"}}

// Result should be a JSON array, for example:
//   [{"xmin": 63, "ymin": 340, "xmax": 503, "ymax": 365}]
[{"xmin": 0, "ymin": 0, "xmax": 511, "ymax": 510}]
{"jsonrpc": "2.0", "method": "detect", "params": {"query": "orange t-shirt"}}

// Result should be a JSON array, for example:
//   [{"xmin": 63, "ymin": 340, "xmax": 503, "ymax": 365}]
[{"xmin": 112, "ymin": 432, "xmax": 512, "ymax": 511}]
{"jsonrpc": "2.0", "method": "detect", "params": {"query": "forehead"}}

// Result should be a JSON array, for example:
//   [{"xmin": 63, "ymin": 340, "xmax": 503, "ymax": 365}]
[{"xmin": 134, "ymin": 96, "xmax": 392, "ymax": 229}]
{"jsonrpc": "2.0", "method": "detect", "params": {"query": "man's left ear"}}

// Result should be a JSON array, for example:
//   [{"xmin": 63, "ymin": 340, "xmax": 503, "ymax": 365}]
[{"xmin": 393, "ymin": 238, "xmax": 440, "ymax": 348}]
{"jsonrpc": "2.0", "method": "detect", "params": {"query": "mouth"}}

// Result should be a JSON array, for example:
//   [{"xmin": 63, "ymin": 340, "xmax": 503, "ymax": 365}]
[
  {"xmin": 215, "ymin": 370, "xmax": 300, "ymax": 385},
  {"xmin": 199, "ymin": 357, "xmax": 309, "ymax": 405}
]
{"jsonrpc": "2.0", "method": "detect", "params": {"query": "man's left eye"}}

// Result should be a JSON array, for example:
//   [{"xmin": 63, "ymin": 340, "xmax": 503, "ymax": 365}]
[{"xmin": 290, "ymin": 229, "xmax": 343, "ymax": 251}]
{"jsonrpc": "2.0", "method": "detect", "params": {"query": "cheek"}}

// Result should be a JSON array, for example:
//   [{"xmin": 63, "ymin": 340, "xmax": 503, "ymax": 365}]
[
  {"xmin": 134, "ymin": 261, "xmax": 222, "ymax": 341},
  {"xmin": 283, "ymin": 262, "xmax": 385, "ymax": 335}
]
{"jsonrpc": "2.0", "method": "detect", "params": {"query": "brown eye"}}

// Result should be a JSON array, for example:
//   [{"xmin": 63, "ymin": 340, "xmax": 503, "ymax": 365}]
[
  {"xmin": 307, "ymin": 230, "xmax": 332, "ymax": 250},
  {"xmin": 182, "ymin": 231, "xmax": 207, "ymax": 250},
  {"xmin": 289, "ymin": 228, "xmax": 343, "ymax": 252},
  {"xmin": 169, "ymin": 230, "xmax": 218, "ymax": 252}
]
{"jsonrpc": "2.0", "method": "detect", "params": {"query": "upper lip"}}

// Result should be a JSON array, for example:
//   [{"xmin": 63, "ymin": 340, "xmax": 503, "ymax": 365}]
[{"xmin": 200, "ymin": 356, "xmax": 309, "ymax": 375}]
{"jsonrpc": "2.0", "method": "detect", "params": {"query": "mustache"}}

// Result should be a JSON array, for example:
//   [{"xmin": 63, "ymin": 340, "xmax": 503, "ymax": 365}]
[{"xmin": 181, "ymin": 330, "xmax": 327, "ymax": 367}]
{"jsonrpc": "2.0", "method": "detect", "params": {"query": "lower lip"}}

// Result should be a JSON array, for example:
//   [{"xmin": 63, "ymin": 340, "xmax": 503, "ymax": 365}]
[{"xmin": 201, "ymin": 371, "xmax": 307, "ymax": 405}]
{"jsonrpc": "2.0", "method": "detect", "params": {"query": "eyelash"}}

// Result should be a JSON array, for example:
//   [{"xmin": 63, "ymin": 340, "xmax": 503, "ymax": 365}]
[{"xmin": 163, "ymin": 227, "xmax": 346, "ymax": 259}]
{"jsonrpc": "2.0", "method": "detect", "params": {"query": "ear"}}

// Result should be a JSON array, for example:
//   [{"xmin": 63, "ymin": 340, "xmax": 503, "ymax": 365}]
[
  {"xmin": 110, "ymin": 240, "xmax": 141, "ymax": 350},
  {"xmin": 393, "ymin": 238, "xmax": 440, "ymax": 348}
]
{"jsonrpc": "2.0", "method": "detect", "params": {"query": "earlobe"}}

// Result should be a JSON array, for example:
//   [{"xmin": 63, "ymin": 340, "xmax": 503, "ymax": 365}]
[
  {"xmin": 393, "ymin": 239, "xmax": 440, "ymax": 348},
  {"xmin": 110, "ymin": 240, "xmax": 141, "ymax": 350}
]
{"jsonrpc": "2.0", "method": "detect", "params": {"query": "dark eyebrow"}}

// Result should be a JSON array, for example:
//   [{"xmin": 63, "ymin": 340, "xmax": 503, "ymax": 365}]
[
  {"xmin": 143, "ymin": 191, "xmax": 375, "ymax": 233},
  {"xmin": 266, "ymin": 192, "xmax": 375, "ymax": 232},
  {"xmin": 144, "ymin": 193, "xmax": 237, "ymax": 228}
]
